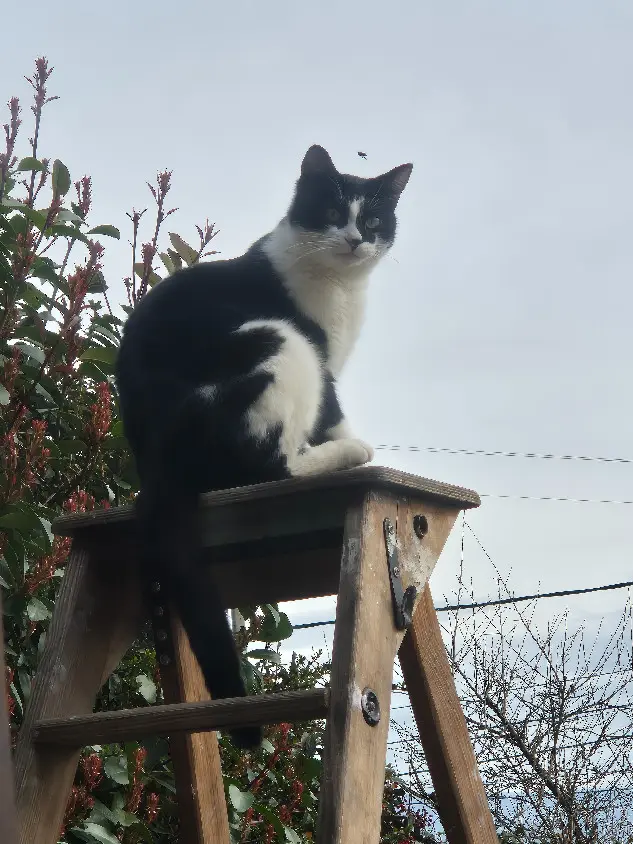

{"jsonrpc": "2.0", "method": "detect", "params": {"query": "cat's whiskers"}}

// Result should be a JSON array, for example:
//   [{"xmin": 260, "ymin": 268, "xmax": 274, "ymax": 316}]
[{"xmin": 287, "ymin": 244, "xmax": 334, "ymax": 269}]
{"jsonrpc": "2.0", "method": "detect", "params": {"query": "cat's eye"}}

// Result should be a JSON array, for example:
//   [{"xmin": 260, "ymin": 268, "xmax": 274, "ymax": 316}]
[
  {"xmin": 326, "ymin": 208, "xmax": 341, "ymax": 223},
  {"xmin": 365, "ymin": 216, "xmax": 380, "ymax": 229}
]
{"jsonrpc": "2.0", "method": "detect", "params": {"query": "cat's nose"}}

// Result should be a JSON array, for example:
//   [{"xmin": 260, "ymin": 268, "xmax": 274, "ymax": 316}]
[{"xmin": 345, "ymin": 236, "xmax": 362, "ymax": 251}]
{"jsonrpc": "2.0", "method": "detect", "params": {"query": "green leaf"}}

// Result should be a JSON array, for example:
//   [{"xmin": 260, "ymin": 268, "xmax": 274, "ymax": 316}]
[
  {"xmin": 239, "ymin": 658, "xmax": 263, "ymax": 695},
  {"xmin": 71, "ymin": 822, "xmax": 121, "ymax": 844},
  {"xmin": 246, "ymin": 648, "xmax": 281, "ymax": 665},
  {"xmin": 0, "ymin": 508, "xmax": 44, "ymax": 532},
  {"xmin": 0, "ymin": 384, "xmax": 9, "ymax": 405},
  {"xmin": 258, "ymin": 611, "xmax": 293, "ymax": 643},
  {"xmin": 48, "ymin": 224, "xmax": 90, "ymax": 244},
  {"xmin": 78, "ymin": 360, "xmax": 109, "ymax": 382},
  {"xmin": 167, "ymin": 248, "xmax": 183, "ymax": 270},
  {"xmin": 264, "ymin": 603, "xmax": 280, "ymax": 624},
  {"xmin": 52, "ymin": 159, "xmax": 71, "ymax": 198},
  {"xmin": 80, "ymin": 345, "xmax": 117, "ymax": 365},
  {"xmin": 30, "ymin": 257, "xmax": 59, "ymax": 284},
  {"xmin": 112, "ymin": 810, "xmax": 142, "ymax": 829},
  {"xmin": 16, "ymin": 157, "xmax": 44, "ymax": 172},
  {"xmin": 27, "ymin": 597, "xmax": 51, "ymax": 622},
  {"xmin": 136, "ymin": 673, "xmax": 157, "ymax": 704},
  {"xmin": 88, "ymin": 799, "xmax": 118, "ymax": 826},
  {"xmin": 112, "ymin": 475, "xmax": 132, "ymax": 490},
  {"xmin": 14, "ymin": 342, "xmax": 46, "ymax": 365},
  {"xmin": 54, "ymin": 208, "xmax": 83, "ymax": 226},
  {"xmin": 88, "ymin": 224, "xmax": 120, "ymax": 239},
  {"xmin": 159, "ymin": 251, "xmax": 175, "ymax": 275},
  {"xmin": 228, "ymin": 784, "xmax": 254, "ymax": 814},
  {"xmin": 2, "ymin": 200, "xmax": 48, "ymax": 230},
  {"xmin": 91, "ymin": 324, "xmax": 120, "ymax": 346},
  {"xmin": 57, "ymin": 439, "xmax": 86, "ymax": 455},
  {"xmin": 34, "ymin": 382, "xmax": 56, "ymax": 405},
  {"xmin": 284, "ymin": 827, "xmax": 303, "ymax": 844},
  {"xmin": 169, "ymin": 232, "xmax": 198, "ymax": 266},
  {"xmin": 261, "ymin": 738, "xmax": 275, "ymax": 754},
  {"xmin": 133, "ymin": 262, "xmax": 162, "ymax": 287},
  {"xmin": 104, "ymin": 755, "xmax": 129, "ymax": 784}
]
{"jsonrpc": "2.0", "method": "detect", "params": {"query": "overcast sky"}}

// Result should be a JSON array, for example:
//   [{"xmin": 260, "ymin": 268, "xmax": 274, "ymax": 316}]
[{"xmin": 4, "ymin": 1, "xmax": 633, "ymax": 640}]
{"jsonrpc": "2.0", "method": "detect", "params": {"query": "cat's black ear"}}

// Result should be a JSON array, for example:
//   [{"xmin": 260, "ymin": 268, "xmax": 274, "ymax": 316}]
[
  {"xmin": 301, "ymin": 145, "xmax": 336, "ymax": 176},
  {"xmin": 383, "ymin": 163, "xmax": 413, "ymax": 200}
]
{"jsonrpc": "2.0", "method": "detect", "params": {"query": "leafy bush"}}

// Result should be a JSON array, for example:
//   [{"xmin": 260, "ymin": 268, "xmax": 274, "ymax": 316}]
[{"xmin": 1, "ymin": 58, "xmax": 428, "ymax": 843}]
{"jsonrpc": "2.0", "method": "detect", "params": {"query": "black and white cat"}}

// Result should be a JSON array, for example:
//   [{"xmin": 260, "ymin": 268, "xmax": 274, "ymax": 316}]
[{"xmin": 115, "ymin": 145, "xmax": 412, "ymax": 748}]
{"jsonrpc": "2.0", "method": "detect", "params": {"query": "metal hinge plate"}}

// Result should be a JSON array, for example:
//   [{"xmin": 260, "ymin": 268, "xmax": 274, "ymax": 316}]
[{"xmin": 383, "ymin": 517, "xmax": 417, "ymax": 630}]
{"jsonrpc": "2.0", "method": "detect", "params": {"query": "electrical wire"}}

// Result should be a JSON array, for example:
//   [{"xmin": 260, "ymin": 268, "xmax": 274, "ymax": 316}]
[{"xmin": 375, "ymin": 444, "xmax": 632, "ymax": 465}]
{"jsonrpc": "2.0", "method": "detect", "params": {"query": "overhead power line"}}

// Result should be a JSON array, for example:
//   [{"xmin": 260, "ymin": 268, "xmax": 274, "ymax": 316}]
[
  {"xmin": 292, "ymin": 578, "xmax": 633, "ymax": 630},
  {"xmin": 481, "ymin": 492, "xmax": 633, "ymax": 505},
  {"xmin": 375, "ymin": 444, "xmax": 632, "ymax": 465}
]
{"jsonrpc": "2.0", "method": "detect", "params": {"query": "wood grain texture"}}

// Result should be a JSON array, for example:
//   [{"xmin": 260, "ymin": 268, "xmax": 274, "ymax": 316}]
[
  {"xmin": 33, "ymin": 689, "xmax": 329, "ymax": 747},
  {"xmin": 14, "ymin": 539, "xmax": 142, "ymax": 844},
  {"xmin": 316, "ymin": 491, "xmax": 456, "ymax": 844},
  {"xmin": 1, "ymin": 587, "xmax": 18, "ymax": 844},
  {"xmin": 52, "ymin": 466, "xmax": 480, "ymax": 536},
  {"xmin": 399, "ymin": 585, "xmax": 498, "ymax": 844},
  {"xmin": 156, "ymin": 613, "xmax": 230, "ymax": 844}
]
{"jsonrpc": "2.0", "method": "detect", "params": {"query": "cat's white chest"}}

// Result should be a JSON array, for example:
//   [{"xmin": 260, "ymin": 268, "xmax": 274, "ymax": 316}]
[
  {"xmin": 304, "ymin": 281, "xmax": 366, "ymax": 375},
  {"xmin": 263, "ymin": 221, "xmax": 371, "ymax": 375}
]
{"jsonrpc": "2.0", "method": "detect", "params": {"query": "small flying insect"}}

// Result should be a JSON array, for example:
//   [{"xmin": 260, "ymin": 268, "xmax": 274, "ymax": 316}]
[{"xmin": 357, "ymin": 151, "xmax": 367, "ymax": 159}]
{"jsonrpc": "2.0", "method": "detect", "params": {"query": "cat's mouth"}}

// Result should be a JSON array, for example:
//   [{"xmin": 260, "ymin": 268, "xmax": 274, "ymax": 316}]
[{"xmin": 336, "ymin": 250, "xmax": 365, "ymax": 262}]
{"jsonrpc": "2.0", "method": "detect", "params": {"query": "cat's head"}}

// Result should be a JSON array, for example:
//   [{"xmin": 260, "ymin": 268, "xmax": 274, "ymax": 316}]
[{"xmin": 286, "ymin": 145, "xmax": 412, "ymax": 273}]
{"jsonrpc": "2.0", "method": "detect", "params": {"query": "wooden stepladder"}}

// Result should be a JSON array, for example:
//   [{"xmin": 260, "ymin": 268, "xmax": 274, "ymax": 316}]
[{"xmin": 12, "ymin": 467, "xmax": 499, "ymax": 844}]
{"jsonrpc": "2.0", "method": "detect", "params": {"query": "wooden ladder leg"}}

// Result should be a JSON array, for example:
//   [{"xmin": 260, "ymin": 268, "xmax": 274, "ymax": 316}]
[
  {"xmin": 1, "ymin": 587, "xmax": 18, "ymax": 844},
  {"xmin": 398, "ymin": 584, "xmax": 499, "ymax": 844},
  {"xmin": 14, "ymin": 538, "xmax": 144, "ymax": 844},
  {"xmin": 156, "ymin": 609, "xmax": 230, "ymax": 844},
  {"xmin": 317, "ymin": 491, "xmax": 407, "ymax": 844}
]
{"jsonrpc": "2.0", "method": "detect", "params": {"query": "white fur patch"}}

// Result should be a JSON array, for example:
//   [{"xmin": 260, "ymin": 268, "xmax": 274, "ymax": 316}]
[
  {"xmin": 238, "ymin": 319, "xmax": 323, "ymax": 460},
  {"xmin": 289, "ymin": 438, "xmax": 372, "ymax": 476},
  {"xmin": 263, "ymin": 220, "xmax": 378, "ymax": 375},
  {"xmin": 195, "ymin": 384, "xmax": 218, "ymax": 402},
  {"xmin": 344, "ymin": 198, "xmax": 363, "ymax": 244},
  {"xmin": 326, "ymin": 418, "xmax": 354, "ymax": 440}
]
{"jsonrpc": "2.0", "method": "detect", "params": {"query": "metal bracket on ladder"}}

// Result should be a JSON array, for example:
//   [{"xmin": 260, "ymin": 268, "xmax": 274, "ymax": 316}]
[{"xmin": 383, "ymin": 518, "xmax": 417, "ymax": 631}]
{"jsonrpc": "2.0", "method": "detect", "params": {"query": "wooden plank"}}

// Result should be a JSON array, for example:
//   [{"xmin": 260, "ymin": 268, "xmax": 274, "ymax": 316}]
[
  {"xmin": 155, "ymin": 612, "xmax": 229, "ymax": 844},
  {"xmin": 209, "ymin": 542, "xmax": 341, "ymax": 607},
  {"xmin": 1, "ymin": 587, "xmax": 18, "ymax": 844},
  {"xmin": 52, "ymin": 466, "xmax": 480, "ymax": 535},
  {"xmin": 32, "ymin": 689, "xmax": 329, "ymax": 746},
  {"xmin": 398, "ymin": 585, "xmax": 498, "ymax": 844},
  {"xmin": 316, "ymin": 492, "xmax": 458, "ymax": 844},
  {"xmin": 14, "ymin": 539, "xmax": 143, "ymax": 844}
]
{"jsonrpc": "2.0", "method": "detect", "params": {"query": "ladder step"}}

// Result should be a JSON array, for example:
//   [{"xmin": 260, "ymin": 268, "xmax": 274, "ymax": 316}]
[{"xmin": 31, "ymin": 688, "xmax": 329, "ymax": 747}]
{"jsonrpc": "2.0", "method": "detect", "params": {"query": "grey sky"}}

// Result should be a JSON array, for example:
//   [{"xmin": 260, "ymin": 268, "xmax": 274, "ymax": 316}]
[{"xmin": 3, "ymin": 1, "xmax": 633, "ymax": 635}]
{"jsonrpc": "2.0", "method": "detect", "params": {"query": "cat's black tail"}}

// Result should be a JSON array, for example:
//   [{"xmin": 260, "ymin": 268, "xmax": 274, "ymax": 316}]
[{"xmin": 136, "ymin": 480, "xmax": 262, "ymax": 750}]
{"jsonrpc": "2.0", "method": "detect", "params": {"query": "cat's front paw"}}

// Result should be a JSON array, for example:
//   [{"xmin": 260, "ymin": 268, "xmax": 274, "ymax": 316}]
[
  {"xmin": 356, "ymin": 439, "xmax": 374, "ymax": 463},
  {"xmin": 338, "ymin": 438, "xmax": 374, "ymax": 468}
]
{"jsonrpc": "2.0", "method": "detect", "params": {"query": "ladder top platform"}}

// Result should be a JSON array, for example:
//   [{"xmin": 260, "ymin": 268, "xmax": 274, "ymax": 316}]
[{"xmin": 52, "ymin": 466, "xmax": 480, "ymax": 537}]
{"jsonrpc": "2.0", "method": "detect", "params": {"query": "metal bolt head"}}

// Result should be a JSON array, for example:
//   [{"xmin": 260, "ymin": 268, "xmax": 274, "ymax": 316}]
[
  {"xmin": 413, "ymin": 514, "xmax": 428, "ymax": 539},
  {"xmin": 393, "ymin": 566, "xmax": 401, "ymax": 577},
  {"xmin": 361, "ymin": 688, "xmax": 381, "ymax": 726}
]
